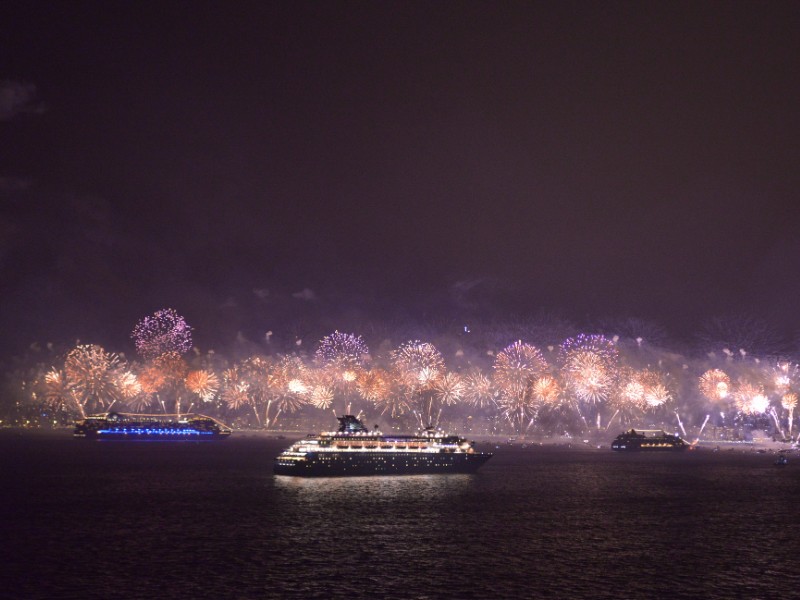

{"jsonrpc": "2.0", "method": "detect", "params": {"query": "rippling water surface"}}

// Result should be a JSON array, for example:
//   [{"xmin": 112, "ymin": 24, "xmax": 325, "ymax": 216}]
[{"xmin": 2, "ymin": 431, "xmax": 798, "ymax": 599}]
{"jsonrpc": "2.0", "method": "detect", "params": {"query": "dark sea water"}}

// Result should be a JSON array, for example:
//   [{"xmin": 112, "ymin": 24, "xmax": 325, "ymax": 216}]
[{"xmin": 2, "ymin": 430, "xmax": 798, "ymax": 600}]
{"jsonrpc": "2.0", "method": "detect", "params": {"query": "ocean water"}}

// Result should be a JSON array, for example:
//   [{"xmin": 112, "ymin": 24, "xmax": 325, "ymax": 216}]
[{"xmin": 2, "ymin": 431, "xmax": 797, "ymax": 600}]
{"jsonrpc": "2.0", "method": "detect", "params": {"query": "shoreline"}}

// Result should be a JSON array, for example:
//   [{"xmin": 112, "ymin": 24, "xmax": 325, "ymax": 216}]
[{"xmin": 3, "ymin": 426, "xmax": 795, "ymax": 454}]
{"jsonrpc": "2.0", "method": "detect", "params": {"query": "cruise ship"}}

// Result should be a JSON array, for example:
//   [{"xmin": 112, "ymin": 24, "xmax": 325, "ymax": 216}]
[
  {"xmin": 74, "ymin": 412, "xmax": 232, "ymax": 440},
  {"xmin": 611, "ymin": 428, "xmax": 689, "ymax": 451},
  {"xmin": 274, "ymin": 415, "xmax": 492, "ymax": 476}
]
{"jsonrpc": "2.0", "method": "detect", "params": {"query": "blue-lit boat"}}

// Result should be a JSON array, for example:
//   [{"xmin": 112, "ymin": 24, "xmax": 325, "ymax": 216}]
[
  {"xmin": 274, "ymin": 415, "xmax": 492, "ymax": 476},
  {"xmin": 74, "ymin": 412, "xmax": 232, "ymax": 440}
]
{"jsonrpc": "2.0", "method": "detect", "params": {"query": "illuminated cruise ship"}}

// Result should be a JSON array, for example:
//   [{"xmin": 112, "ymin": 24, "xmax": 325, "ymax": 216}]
[
  {"xmin": 611, "ymin": 429, "xmax": 689, "ymax": 451},
  {"xmin": 74, "ymin": 412, "xmax": 232, "ymax": 440},
  {"xmin": 274, "ymin": 415, "xmax": 492, "ymax": 476}
]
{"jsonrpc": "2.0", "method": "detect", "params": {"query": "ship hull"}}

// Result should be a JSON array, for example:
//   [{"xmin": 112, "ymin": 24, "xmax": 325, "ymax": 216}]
[
  {"xmin": 75, "ymin": 430, "xmax": 230, "ymax": 441},
  {"xmin": 274, "ymin": 451, "xmax": 491, "ymax": 477},
  {"xmin": 610, "ymin": 442, "xmax": 687, "ymax": 451}
]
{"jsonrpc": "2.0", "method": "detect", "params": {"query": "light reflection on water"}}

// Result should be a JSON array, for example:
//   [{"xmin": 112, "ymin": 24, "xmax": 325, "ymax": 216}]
[
  {"xmin": 4, "ymin": 433, "xmax": 800, "ymax": 599},
  {"xmin": 272, "ymin": 472, "xmax": 474, "ymax": 502}
]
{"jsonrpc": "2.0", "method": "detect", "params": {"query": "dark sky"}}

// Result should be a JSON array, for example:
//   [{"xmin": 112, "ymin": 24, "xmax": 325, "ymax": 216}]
[{"xmin": 2, "ymin": 1, "xmax": 800, "ymax": 356}]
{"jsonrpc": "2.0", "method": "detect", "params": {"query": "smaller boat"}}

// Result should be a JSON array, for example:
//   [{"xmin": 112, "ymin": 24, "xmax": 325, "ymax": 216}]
[
  {"xmin": 611, "ymin": 429, "xmax": 689, "ymax": 451},
  {"xmin": 774, "ymin": 455, "xmax": 788, "ymax": 466}
]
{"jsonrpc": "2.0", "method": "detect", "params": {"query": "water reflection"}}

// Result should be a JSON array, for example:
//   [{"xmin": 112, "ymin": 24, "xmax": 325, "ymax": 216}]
[{"xmin": 272, "ymin": 473, "xmax": 474, "ymax": 503}]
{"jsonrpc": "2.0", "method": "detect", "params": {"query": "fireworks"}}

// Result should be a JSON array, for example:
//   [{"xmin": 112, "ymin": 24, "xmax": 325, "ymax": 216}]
[
  {"xmin": 617, "ymin": 369, "xmax": 647, "ymax": 410},
  {"xmin": 116, "ymin": 371, "xmax": 142, "ymax": 398},
  {"xmin": 238, "ymin": 357, "xmax": 279, "ymax": 403},
  {"xmin": 433, "ymin": 372, "xmax": 464, "ymax": 406},
  {"xmin": 308, "ymin": 385, "xmax": 334, "ymax": 409},
  {"xmin": 356, "ymin": 369, "xmax": 391, "ymax": 402},
  {"xmin": 562, "ymin": 351, "xmax": 614, "ymax": 403},
  {"xmin": 356, "ymin": 368, "xmax": 408, "ymax": 417},
  {"xmin": 25, "ymin": 314, "xmax": 800, "ymax": 439},
  {"xmin": 494, "ymin": 341, "xmax": 548, "ymax": 396},
  {"xmin": 287, "ymin": 378, "xmax": 308, "ymax": 394},
  {"xmin": 151, "ymin": 351, "xmax": 188, "ymax": 385},
  {"xmin": 531, "ymin": 375, "xmax": 561, "ymax": 407},
  {"xmin": 782, "ymin": 393, "xmax": 797, "ymax": 436},
  {"xmin": 223, "ymin": 381, "xmax": 250, "ymax": 410},
  {"xmin": 733, "ymin": 380, "xmax": 768, "ymax": 415},
  {"xmin": 125, "ymin": 391, "xmax": 154, "ymax": 412},
  {"xmin": 276, "ymin": 356, "xmax": 309, "ymax": 410},
  {"xmin": 64, "ymin": 344, "xmax": 123, "ymax": 415},
  {"xmin": 638, "ymin": 369, "xmax": 671, "ymax": 409},
  {"xmin": 315, "ymin": 331, "xmax": 369, "ymax": 368},
  {"xmin": 644, "ymin": 383, "xmax": 670, "ymax": 408},
  {"xmin": 391, "ymin": 341, "xmax": 444, "ymax": 386},
  {"xmin": 137, "ymin": 364, "xmax": 167, "ymax": 394},
  {"xmin": 185, "ymin": 370, "xmax": 220, "ymax": 402},
  {"xmin": 560, "ymin": 334, "xmax": 618, "ymax": 363},
  {"xmin": 462, "ymin": 370, "xmax": 496, "ymax": 408},
  {"xmin": 44, "ymin": 369, "xmax": 75, "ymax": 412},
  {"xmin": 559, "ymin": 335, "xmax": 618, "ymax": 405},
  {"xmin": 493, "ymin": 342, "xmax": 550, "ymax": 430},
  {"xmin": 131, "ymin": 308, "xmax": 192, "ymax": 359},
  {"xmin": 699, "ymin": 369, "xmax": 731, "ymax": 402},
  {"xmin": 770, "ymin": 361, "xmax": 798, "ymax": 395}
]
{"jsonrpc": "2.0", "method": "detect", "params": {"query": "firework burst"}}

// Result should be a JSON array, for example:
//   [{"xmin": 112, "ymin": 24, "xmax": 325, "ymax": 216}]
[
  {"xmin": 494, "ymin": 341, "xmax": 548, "ymax": 397},
  {"xmin": 699, "ymin": 369, "xmax": 731, "ymax": 403},
  {"xmin": 770, "ymin": 361, "xmax": 798, "ymax": 396},
  {"xmin": 531, "ymin": 375, "xmax": 561, "ymax": 407},
  {"xmin": 222, "ymin": 381, "xmax": 251, "ymax": 411},
  {"xmin": 391, "ymin": 341, "xmax": 446, "ymax": 426},
  {"xmin": 391, "ymin": 341, "xmax": 444, "ymax": 387},
  {"xmin": 308, "ymin": 385, "xmax": 335, "ymax": 410},
  {"xmin": 462, "ymin": 370, "xmax": 496, "ymax": 409},
  {"xmin": 559, "ymin": 335, "xmax": 618, "ymax": 402},
  {"xmin": 44, "ymin": 369, "xmax": 77, "ymax": 414},
  {"xmin": 639, "ymin": 369, "xmax": 671, "ymax": 409},
  {"xmin": 433, "ymin": 372, "xmax": 464, "ymax": 406},
  {"xmin": 356, "ymin": 369, "xmax": 390, "ymax": 403},
  {"xmin": 734, "ymin": 380, "xmax": 768, "ymax": 415},
  {"xmin": 185, "ymin": 370, "xmax": 220, "ymax": 402},
  {"xmin": 356, "ymin": 368, "xmax": 408, "ymax": 418},
  {"xmin": 494, "ymin": 341, "xmax": 549, "ymax": 432},
  {"xmin": 137, "ymin": 364, "xmax": 167, "ymax": 394},
  {"xmin": 125, "ymin": 390, "xmax": 154, "ymax": 412},
  {"xmin": 131, "ymin": 308, "xmax": 192, "ymax": 359},
  {"xmin": 313, "ymin": 333, "xmax": 369, "ymax": 414},
  {"xmin": 315, "ymin": 331, "xmax": 369, "ymax": 369},
  {"xmin": 116, "ymin": 371, "xmax": 142, "ymax": 398},
  {"xmin": 782, "ymin": 392, "xmax": 797, "ymax": 436},
  {"xmin": 268, "ymin": 355, "xmax": 309, "ymax": 419},
  {"xmin": 605, "ymin": 367, "xmax": 651, "ymax": 429},
  {"xmin": 64, "ymin": 344, "xmax": 123, "ymax": 416},
  {"xmin": 558, "ymin": 335, "xmax": 619, "ymax": 429},
  {"xmin": 562, "ymin": 351, "xmax": 614, "ymax": 403}
]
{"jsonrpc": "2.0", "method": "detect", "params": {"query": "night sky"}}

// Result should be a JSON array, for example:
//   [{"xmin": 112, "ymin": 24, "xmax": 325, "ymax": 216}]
[{"xmin": 3, "ymin": 1, "xmax": 800, "ymax": 358}]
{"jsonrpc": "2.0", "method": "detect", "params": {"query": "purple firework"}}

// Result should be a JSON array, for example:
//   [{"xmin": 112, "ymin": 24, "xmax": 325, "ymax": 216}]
[
  {"xmin": 131, "ymin": 308, "xmax": 193, "ymax": 359},
  {"xmin": 315, "ymin": 331, "xmax": 369, "ymax": 368}
]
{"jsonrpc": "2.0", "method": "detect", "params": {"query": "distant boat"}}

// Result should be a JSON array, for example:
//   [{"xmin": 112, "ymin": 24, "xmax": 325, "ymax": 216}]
[
  {"xmin": 774, "ymin": 455, "xmax": 788, "ymax": 466},
  {"xmin": 611, "ymin": 429, "xmax": 689, "ymax": 451},
  {"xmin": 74, "ymin": 411, "xmax": 232, "ymax": 440}
]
